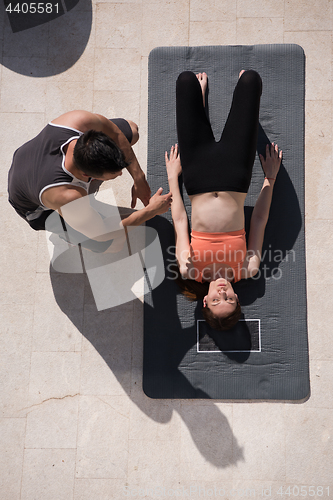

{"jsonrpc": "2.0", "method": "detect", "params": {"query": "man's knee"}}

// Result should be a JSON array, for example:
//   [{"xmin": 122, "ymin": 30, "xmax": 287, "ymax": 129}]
[{"xmin": 127, "ymin": 120, "xmax": 139, "ymax": 145}]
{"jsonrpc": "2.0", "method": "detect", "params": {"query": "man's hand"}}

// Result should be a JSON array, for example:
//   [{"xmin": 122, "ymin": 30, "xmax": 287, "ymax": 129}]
[
  {"xmin": 131, "ymin": 174, "xmax": 151, "ymax": 208},
  {"xmin": 147, "ymin": 187, "xmax": 172, "ymax": 216},
  {"xmin": 121, "ymin": 187, "xmax": 172, "ymax": 228},
  {"xmin": 165, "ymin": 144, "xmax": 182, "ymax": 180}
]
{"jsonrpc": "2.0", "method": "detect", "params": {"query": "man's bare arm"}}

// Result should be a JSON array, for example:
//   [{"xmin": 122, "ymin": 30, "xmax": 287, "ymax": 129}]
[
  {"xmin": 51, "ymin": 111, "xmax": 151, "ymax": 207},
  {"xmin": 42, "ymin": 184, "xmax": 172, "ymax": 242}
]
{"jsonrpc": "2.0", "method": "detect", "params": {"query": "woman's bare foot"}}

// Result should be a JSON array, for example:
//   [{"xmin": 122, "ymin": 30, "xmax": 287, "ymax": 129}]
[
  {"xmin": 239, "ymin": 69, "xmax": 245, "ymax": 79},
  {"xmin": 196, "ymin": 72, "xmax": 208, "ymax": 106}
]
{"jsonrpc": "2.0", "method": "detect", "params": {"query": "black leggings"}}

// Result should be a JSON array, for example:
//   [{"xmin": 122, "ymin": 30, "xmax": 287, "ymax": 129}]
[{"xmin": 176, "ymin": 70, "xmax": 262, "ymax": 195}]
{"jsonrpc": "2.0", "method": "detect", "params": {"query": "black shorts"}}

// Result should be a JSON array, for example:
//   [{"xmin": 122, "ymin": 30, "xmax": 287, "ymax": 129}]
[{"xmin": 110, "ymin": 118, "xmax": 133, "ymax": 144}]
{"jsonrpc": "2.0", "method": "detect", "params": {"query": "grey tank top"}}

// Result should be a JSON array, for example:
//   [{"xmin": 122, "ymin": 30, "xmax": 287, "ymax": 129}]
[{"xmin": 8, "ymin": 123, "xmax": 91, "ymax": 219}]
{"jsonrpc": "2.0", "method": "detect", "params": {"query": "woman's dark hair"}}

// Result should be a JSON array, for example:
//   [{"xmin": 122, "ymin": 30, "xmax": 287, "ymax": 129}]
[
  {"xmin": 73, "ymin": 130, "xmax": 129, "ymax": 177},
  {"xmin": 202, "ymin": 301, "xmax": 242, "ymax": 331},
  {"xmin": 170, "ymin": 263, "xmax": 242, "ymax": 331}
]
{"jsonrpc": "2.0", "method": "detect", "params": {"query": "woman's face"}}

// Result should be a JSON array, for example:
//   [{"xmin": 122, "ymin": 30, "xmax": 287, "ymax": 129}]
[{"xmin": 203, "ymin": 278, "xmax": 238, "ymax": 318}]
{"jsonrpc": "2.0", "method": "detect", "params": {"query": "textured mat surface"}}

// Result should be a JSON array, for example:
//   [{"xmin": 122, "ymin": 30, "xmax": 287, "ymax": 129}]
[{"xmin": 143, "ymin": 45, "xmax": 309, "ymax": 400}]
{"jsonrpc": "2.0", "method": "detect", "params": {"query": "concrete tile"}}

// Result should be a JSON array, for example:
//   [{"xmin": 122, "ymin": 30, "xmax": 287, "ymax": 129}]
[
  {"xmin": 0, "ymin": 112, "xmax": 46, "ymax": 174},
  {"xmin": 0, "ymin": 208, "xmax": 38, "ymax": 273},
  {"xmin": 25, "ymin": 397, "xmax": 79, "ymax": 449},
  {"xmin": 0, "ymin": 62, "xmax": 47, "ymax": 112},
  {"xmin": 285, "ymin": 406, "xmax": 333, "ymax": 484},
  {"xmin": 231, "ymin": 481, "xmax": 283, "ymax": 499},
  {"xmin": 0, "ymin": 237, "xmax": 38, "ymax": 275},
  {"xmin": 307, "ymin": 284, "xmax": 333, "ymax": 360},
  {"xmin": 21, "ymin": 449, "xmax": 76, "ymax": 500},
  {"xmin": 0, "ymin": 418, "xmax": 26, "ymax": 500},
  {"xmin": 92, "ymin": 90, "xmax": 140, "ymax": 124},
  {"xmin": 232, "ymin": 404, "xmax": 285, "ymax": 481},
  {"xmin": 32, "ymin": 273, "xmax": 83, "ymax": 352},
  {"xmin": 95, "ymin": 0, "xmax": 142, "ymax": 3},
  {"xmin": 305, "ymin": 220, "xmax": 333, "ymax": 285},
  {"xmin": 127, "ymin": 439, "xmax": 180, "ymax": 486},
  {"xmin": 95, "ymin": 3, "xmax": 142, "ymax": 49},
  {"xmin": 0, "ymin": 197, "xmax": 35, "ymax": 248},
  {"xmin": 129, "ymin": 396, "xmax": 181, "ymax": 442},
  {"xmin": 305, "ymin": 101, "xmax": 333, "ymax": 220},
  {"xmin": 141, "ymin": 0, "xmax": 189, "ymax": 57},
  {"xmin": 190, "ymin": 21, "xmax": 237, "ymax": 46},
  {"xmin": 28, "ymin": 352, "xmax": 81, "ymax": 405},
  {"xmin": 76, "ymin": 395, "xmax": 129, "ymax": 478},
  {"xmin": 165, "ymin": 481, "xmax": 234, "ymax": 500},
  {"xmin": 285, "ymin": 0, "xmax": 332, "ymax": 31},
  {"xmin": 190, "ymin": 0, "xmax": 236, "ymax": 22},
  {"xmin": 237, "ymin": 0, "xmax": 284, "ymax": 18},
  {"xmin": 45, "ymin": 81, "xmax": 94, "ymax": 119},
  {"xmin": 80, "ymin": 305, "xmax": 133, "ymax": 395},
  {"xmin": 179, "ymin": 402, "xmax": 237, "ymax": 481},
  {"xmin": 304, "ymin": 361, "xmax": 333, "ymax": 408},
  {"xmin": 49, "ymin": 47, "xmax": 96, "ymax": 84},
  {"xmin": 0, "ymin": 270, "xmax": 37, "ymax": 305},
  {"xmin": 283, "ymin": 32, "xmax": 332, "ymax": 101},
  {"xmin": 0, "ymin": 305, "xmax": 33, "ymax": 417},
  {"xmin": 94, "ymin": 49, "xmax": 141, "ymax": 92},
  {"xmin": 136, "ymin": 56, "xmax": 148, "ymax": 172},
  {"xmin": 74, "ymin": 479, "xmax": 128, "ymax": 500},
  {"xmin": 237, "ymin": 18, "xmax": 284, "ymax": 44}
]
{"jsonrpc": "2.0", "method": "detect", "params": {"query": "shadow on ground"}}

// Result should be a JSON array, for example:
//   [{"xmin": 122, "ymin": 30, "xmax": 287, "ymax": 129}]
[
  {"xmin": 0, "ymin": 0, "xmax": 92, "ymax": 77},
  {"xmin": 49, "ymin": 266, "xmax": 244, "ymax": 469}
]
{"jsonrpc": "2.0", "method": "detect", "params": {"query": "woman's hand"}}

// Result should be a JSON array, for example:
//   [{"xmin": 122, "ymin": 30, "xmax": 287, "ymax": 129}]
[
  {"xmin": 165, "ymin": 144, "xmax": 182, "ymax": 180},
  {"xmin": 259, "ymin": 142, "xmax": 282, "ymax": 180}
]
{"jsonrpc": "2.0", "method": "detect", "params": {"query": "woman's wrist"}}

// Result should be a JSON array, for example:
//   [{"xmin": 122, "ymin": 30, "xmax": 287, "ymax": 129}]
[
  {"xmin": 264, "ymin": 176, "xmax": 276, "ymax": 187},
  {"xmin": 167, "ymin": 174, "xmax": 180, "ymax": 184}
]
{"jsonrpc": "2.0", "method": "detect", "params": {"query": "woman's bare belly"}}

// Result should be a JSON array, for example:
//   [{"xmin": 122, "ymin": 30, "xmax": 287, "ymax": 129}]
[{"xmin": 190, "ymin": 191, "xmax": 247, "ymax": 232}]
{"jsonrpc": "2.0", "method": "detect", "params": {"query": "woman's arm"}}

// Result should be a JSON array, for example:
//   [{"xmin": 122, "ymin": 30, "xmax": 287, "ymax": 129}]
[
  {"xmin": 165, "ymin": 145, "xmax": 191, "ymax": 276},
  {"xmin": 244, "ymin": 143, "xmax": 282, "ymax": 278}
]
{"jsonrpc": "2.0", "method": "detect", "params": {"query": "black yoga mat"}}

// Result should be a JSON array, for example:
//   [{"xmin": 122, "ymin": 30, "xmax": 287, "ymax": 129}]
[{"xmin": 143, "ymin": 45, "xmax": 309, "ymax": 400}]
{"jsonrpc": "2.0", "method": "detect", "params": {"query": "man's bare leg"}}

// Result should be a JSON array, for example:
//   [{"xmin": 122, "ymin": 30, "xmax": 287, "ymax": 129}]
[{"xmin": 127, "ymin": 120, "xmax": 139, "ymax": 145}]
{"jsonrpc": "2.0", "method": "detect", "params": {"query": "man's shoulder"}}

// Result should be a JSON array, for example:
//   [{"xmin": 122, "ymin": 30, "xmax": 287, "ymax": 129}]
[
  {"xmin": 51, "ymin": 111, "xmax": 101, "ymax": 132},
  {"xmin": 41, "ymin": 184, "xmax": 86, "ymax": 211}
]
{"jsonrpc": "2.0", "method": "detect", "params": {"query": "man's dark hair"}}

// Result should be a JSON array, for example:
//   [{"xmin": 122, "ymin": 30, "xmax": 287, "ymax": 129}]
[{"xmin": 73, "ymin": 130, "xmax": 129, "ymax": 177}]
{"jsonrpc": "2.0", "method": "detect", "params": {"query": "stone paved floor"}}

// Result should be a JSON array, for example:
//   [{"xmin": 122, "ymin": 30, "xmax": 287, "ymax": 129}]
[{"xmin": 0, "ymin": 0, "xmax": 333, "ymax": 499}]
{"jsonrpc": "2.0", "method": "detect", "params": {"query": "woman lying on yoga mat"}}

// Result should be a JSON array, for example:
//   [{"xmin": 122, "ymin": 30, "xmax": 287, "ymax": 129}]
[{"xmin": 165, "ymin": 70, "xmax": 282, "ymax": 330}]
